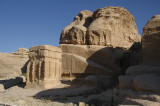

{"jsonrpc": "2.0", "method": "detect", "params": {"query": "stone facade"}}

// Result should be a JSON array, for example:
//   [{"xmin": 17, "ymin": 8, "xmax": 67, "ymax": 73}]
[{"xmin": 26, "ymin": 45, "xmax": 62, "ymax": 89}]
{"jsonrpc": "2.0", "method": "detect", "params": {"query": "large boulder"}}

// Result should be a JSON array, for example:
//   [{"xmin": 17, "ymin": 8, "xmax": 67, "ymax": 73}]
[
  {"xmin": 142, "ymin": 15, "xmax": 160, "ymax": 64},
  {"xmin": 87, "ymin": 6, "xmax": 141, "ymax": 49},
  {"xmin": 60, "ymin": 10, "xmax": 93, "ymax": 44},
  {"xmin": 117, "ymin": 15, "xmax": 160, "ymax": 105},
  {"xmin": 59, "ymin": 6, "xmax": 141, "ymax": 90},
  {"xmin": 60, "ymin": 6, "xmax": 141, "ymax": 49}
]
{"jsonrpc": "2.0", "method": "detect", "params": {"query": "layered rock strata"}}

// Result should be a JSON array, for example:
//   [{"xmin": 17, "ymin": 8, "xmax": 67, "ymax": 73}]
[{"xmin": 26, "ymin": 45, "xmax": 62, "ymax": 89}]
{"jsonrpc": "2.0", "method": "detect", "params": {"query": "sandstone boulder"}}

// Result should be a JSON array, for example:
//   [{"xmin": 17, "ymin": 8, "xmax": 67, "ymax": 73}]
[
  {"xmin": 117, "ymin": 15, "xmax": 160, "ymax": 105},
  {"xmin": 60, "ymin": 10, "xmax": 93, "ymax": 44},
  {"xmin": 60, "ymin": 6, "xmax": 141, "ymax": 49},
  {"xmin": 87, "ymin": 6, "xmax": 141, "ymax": 49},
  {"xmin": 142, "ymin": 15, "xmax": 160, "ymax": 64}
]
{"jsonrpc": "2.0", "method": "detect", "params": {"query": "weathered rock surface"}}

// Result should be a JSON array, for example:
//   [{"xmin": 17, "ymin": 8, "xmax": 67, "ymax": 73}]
[
  {"xmin": 0, "ymin": 84, "xmax": 5, "ymax": 92},
  {"xmin": 12, "ymin": 48, "xmax": 29, "ymax": 55},
  {"xmin": 87, "ymin": 6, "xmax": 141, "ymax": 49},
  {"xmin": 142, "ymin": 15, "xmax": 160, "ymax": 64},
  {"xmin": 117, "ymin": 15, "xmax": 160, "ymax": 105},
  {"xmin": 60, "ymin": 10, "xmax": 93, "ymax": 44},
  {"xmin": 59, "ymin": 44, "xmax": 124, "ymax": 78},
  {"xmin": 0, "ymin": 52, "xmax": 29, "ymax": 79},
  {"xmin": 26, "ymin": 45, "xmax": 62, "ymax": 89},
  {"xmin": 60, "ymin": 6, "xmax": 141, "ymax": 49}
]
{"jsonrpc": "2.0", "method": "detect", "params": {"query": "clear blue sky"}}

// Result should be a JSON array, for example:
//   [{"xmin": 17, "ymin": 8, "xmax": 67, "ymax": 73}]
[{"xmin": 0, "ymin": 0, "xmax": 160, "ymax": 53}]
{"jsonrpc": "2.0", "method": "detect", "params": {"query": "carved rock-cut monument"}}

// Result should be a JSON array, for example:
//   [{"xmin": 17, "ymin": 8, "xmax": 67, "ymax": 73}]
[{"xmin": 26, "ymin": 45, "xmax": 62, "ymax": 89}]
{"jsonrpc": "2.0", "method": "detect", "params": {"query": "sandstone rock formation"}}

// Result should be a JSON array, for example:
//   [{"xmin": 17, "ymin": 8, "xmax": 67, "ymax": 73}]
[
  {"xmin": 142, "ymin": 15, "xmax": 160, "ymax": 64},
  {"xmin": 12, "ymin": 48, "xmax": 29, "ymax": 55},
  {"xmin": 60, "ymin": 10, "xmax": 93, "ymax": 44},
  {"xmin": 58, "ymin": 6, "xmax": 142, "ymax": 91},
  {"xmin": 0, "ymin": 51, "xmax": 29, "ymax": 79},
  {"xmin": 116, "ymin": 15, "xmax": 160, "ymax": 105},
  {"xmin": 60, "ymin": 6, "xmax": 141, "ymax": 49},
  {"xmin": 59, "ymin": 44, "xmax": 124, "ymax": 78},
  {"xmin": 26, "ymin": 45, "xmax": 62, "ymax": 89}
]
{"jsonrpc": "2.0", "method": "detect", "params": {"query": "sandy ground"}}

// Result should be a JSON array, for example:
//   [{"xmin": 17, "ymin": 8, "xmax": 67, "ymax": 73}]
[{"xmin": 0, "ymin": 83, "xmax": 108, "ymax": 106}]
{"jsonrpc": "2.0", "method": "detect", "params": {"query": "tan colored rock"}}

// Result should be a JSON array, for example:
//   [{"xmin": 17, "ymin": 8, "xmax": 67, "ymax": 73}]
[
  {"xmin": 87, "ymin": 6, "xmax": 141, "ymax": 49},
  {"xmin": 60, "ymin": 6, "xmax": 141, "ymax": 49},
  {"xmin": 12, "ymin": 48, "xmax": 29, "ymax": 55},
  {"xmin": 60, "ymin": 10, "xmax": 93, "ymax": 44},
  {"xmin": 0, "ymin": 84, "xmax": 5, "ymax": 92},
  {"xmin": 26, "ymin": 45, "xmax": 62, "ymax": 89},
  {"xmin": 59, "ymin": 44, "xmax": 123, "ymax": 78},
  {"xmin": 0, "ymin": 53, "xmax": 29, "ymax": 79},
  {"xmin": 142, "ymin": 15, "xmax": 160, "ymax": 64},
  {"xmin": 117, "ymin": 15, "xmax": 160, "ymax": 105}
]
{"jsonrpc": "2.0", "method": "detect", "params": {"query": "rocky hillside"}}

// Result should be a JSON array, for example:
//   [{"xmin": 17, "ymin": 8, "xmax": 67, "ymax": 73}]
[{"xmin": 0, "ymin": 48, "xmax": 29, "ymax": 79}]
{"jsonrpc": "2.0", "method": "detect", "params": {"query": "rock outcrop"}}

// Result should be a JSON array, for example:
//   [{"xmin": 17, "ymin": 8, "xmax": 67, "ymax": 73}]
[
  {"xmin": 59, "ymin": 6, "xmax": 141, "ymax": 90},
  {"xmin": 0, "ymin": 48, "xmax": 29, "ymax": 79},
  {"xmin": 116, "ymin": 15, "xmax": 160, "ymax": 105},
  {"xmin": 12, "ymin": 48, "xmax": 29, "ymax": 55},
  {"xmin": 26, "ymin": 45, "xmax": 62, "ymax": 89},
  {"xmin": 59, "ymin": 44, "xmax": 124, "ymax": 78},
  {"xmin": 142, "ymin": 15, "xmax": 160, "ymax": 64},
  {"xmin": 60, "ymin": 10, "xmax": 93, "ymax": 44},
  {"xmin": 60, "ymin": 6, "xmax": 141, "ymax": 49}
]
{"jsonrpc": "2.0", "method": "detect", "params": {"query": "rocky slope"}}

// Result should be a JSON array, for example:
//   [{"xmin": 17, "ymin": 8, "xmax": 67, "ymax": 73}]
[{"xmin": 0, "ymin": 48, "xmax": 29, "ymax": 79}]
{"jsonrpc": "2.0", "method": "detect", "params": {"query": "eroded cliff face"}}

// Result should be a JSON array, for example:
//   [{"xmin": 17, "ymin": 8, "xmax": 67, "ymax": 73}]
[
  {"xmin": 116, "ymin": 15, "xmax": 160, "ymax": 105},
  {"xmin": 60, "ymin": 6, "xmax": 141, "ymax": 49}
]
